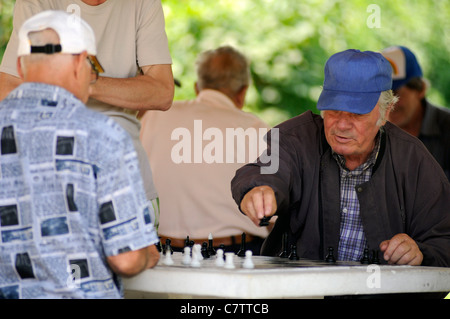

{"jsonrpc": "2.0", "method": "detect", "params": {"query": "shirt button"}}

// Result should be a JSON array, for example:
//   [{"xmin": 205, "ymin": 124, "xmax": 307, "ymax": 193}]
[
  {"xmin": 357, "ymin": 187, "xmax": 363, "ymax": 192},
  {"xmin": 343, "ymin": 208, "xmax": 348, "ymax": 213}
]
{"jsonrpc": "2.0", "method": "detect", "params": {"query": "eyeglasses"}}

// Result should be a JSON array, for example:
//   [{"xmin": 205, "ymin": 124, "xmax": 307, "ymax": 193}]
[{"xmin": 86, "ymin": 56, "xmax": 104, "ymax": 84}]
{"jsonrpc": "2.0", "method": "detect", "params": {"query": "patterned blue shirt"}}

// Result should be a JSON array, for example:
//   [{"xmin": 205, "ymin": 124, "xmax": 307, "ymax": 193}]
[
  {"xmin": 332, "ymin": 133, "xmax": 381, "ymax": 262},
  {"xmin": 0, "ymin": 83, "xmax": 158, "ymax": 298}
]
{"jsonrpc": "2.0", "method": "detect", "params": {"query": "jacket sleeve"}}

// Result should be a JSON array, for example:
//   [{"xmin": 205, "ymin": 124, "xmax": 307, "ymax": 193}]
[
  {"xmin": 231, "ymin": 127, "xmax": 300, "ymax": 216},
  {"xmin": 411, "ymin": 160, "xmax": 450, "ymax": 267}
]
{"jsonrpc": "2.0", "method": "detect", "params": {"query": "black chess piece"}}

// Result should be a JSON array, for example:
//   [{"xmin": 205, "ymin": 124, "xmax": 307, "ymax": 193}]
[
  {"xmin": 201, "ymin": 242, "xmax": 210, "ymax": 258},
  {"xmin": 325, "ymin": 247, "xmax": 336, "ymax": 263},
  {"xmin": 279, "ymin": 233, "xmax": 289, "ymax": 258},
  {"xmin": 184, "ymin": 236, "xmax": 190, "ymax": 248},
  {"xmin": 155, "ymin": 239, "xmax": 162, "ymax": 253},
  {"xmin": 371, "ymin": 250, "xmax": 380, "ymax": 264},
  {"xmin": 237, "ymin": 233, "xmax": 247, "ymax": 257},
  {"xmin": 360, "ymin": 248, "xmax": 370, "ymax": 264},
  {"xmin": 208, "ymin": 234, "xmax": 216, "ymax": 256},
  {"xmin": 163, "ymin": 238, "xmax": 173, "ymax": 255},
  {"xmin": 289, "ymin": 245, "xmax": 299, "ymax": 260},
  {"xmin": 259, "ymin": 216, "xmax": 271, "ymax": 227}
]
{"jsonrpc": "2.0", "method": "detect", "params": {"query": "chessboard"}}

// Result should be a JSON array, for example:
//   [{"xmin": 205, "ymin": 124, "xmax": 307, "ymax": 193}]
[{"xmin": 123, "ymin": 247, "xmax": 450, "ymax": 299}]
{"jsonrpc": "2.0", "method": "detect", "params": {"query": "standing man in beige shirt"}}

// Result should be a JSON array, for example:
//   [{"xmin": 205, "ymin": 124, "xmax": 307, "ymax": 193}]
[
  {"xmin": 0, "ymin": 0, "xmax": 174, "ymax": 227},
  {"xmin": 140, "ymin": 46, "xmax": 270, "ymax": 254}
]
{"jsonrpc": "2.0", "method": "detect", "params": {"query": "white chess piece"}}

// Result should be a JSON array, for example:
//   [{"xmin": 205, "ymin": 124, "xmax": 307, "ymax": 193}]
[
  {"xmin": 243, "ymin": 250, "xmax": 254, "ymax": 269},
  {"xmin": 163, "ymin": 247, "xmax": 174, "ymax": 265},
  {"xmin": 182, "ymin": 247, "xmax": 192, "ymax": 265},
  {"xmin": 190, "ymin": 244, "xmax": 201, "ymax": 267},
  {"xmin": 215, "ymin": 249, "xmax": 225, "ymax": 267},
  {"xmin": 224, "ymin": 252, "xmax": 235, "ymax": 269}
]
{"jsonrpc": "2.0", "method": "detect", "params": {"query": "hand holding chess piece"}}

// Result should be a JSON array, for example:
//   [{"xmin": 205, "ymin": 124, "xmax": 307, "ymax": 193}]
[{"xmin": 239, "ymin": 186, "xmax": 277, "ymax": 226}]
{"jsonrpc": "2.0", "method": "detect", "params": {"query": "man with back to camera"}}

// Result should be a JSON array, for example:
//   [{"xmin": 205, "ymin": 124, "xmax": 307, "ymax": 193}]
[
  {"xmin": 231, "ymin": 49, "xmax": 450, "ymax": 269},
  {"xmin": 0, "ymin": 0, "xmax": 175, "ymax": 228},
  {"xmin": 0, "ymin": 10, "xmax": 159, "ymax": 299},
  {"xmin": 140, "ymin": 46, "xmax": 270, "ymax": 254}
]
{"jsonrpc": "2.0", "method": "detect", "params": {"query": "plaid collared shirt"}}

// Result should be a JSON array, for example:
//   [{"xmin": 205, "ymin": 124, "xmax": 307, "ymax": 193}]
[{"xmin": 332, "ymin": 132, "xmax": 381, "ymax": 262}]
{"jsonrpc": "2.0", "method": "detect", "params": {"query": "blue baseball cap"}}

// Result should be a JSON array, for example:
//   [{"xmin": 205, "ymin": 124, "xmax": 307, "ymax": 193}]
[
  {"xmin": 381, "ymin": 46, "xmax": 423, "ymax": 91},
  {"xmin": 317, "ymin": 49, "xmax": 393, "ymax": 114}
]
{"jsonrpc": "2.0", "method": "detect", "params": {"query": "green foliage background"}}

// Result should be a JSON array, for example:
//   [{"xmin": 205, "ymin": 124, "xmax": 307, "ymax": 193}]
[{"xmin": 1, "ymin": 0, "xmax": 449, "ymax": 127}]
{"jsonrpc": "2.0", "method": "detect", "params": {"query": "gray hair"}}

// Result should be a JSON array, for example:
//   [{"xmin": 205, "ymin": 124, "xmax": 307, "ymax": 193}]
[
  {"xmin": 319, "ymin": 90, "xmax": 398, "ymax": 127},
  {"xmin": 195, "ymin": 45, "xmax": 250, "ymax": 95},
  {"xmin": 377, "ymin": 90, "xmax": 398, "ymax": 126}
]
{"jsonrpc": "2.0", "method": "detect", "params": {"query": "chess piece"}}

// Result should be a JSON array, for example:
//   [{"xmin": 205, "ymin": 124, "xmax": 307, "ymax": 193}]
[
  {"xmin": 371, "ymin": 250, "xmax": 380, "ymax": 265},
  {"xmin": 183, "ymin": 236, "xmax": 190, "ymax": 252},
  {"xmin": 243, "ymin": 250, "xmax": 254, "ymax": 269},
  {"xmin": 289, "ymin": 245, "xmax": 299, "ymax": 260},
  {"xmin": 207, "ymin": 233, "xmax": 216, "ymax": 256},
  {"xmin": 163, "ymin": 238, "xmax": 173, "ymax": 255},
  {"xmin": 190, "ymin": 244, "xmax": 202, "ymax": 267},
  {"xmin": 279, "ymin": 233, "xmax": 289, "ymax": 258},
  {"xmin": 237, "ymin": 233, "xmax": 247, "ymax": 257},
  {"xmin": 224, "ymin": 252, "xmax": 235, "ymax": 269},
  {"xmin": 360, "ymin": 248, "xmax": 370, "ymax": 264},
  {"xmin": 155, "ymin": 239, "xmax": 162, "ymax": 252},
  {"xmin": 182, "ymin": 247, "xmax": 192, "ymax": 265},
  {"xmin": 259, "ymin": 216, "xmax": 271, "ymax": 227},
  {"xmin": 201, "ymin": 242, "xmax": 210, "ymax": 258},
  {"xmin": 215, "ymin": 249, "xmax": 225, "ymax": 267},
  {"xmin": 325, "ymin": 247, "xmax": 336, "ymax": 263},
  {"xmin": 163, "ymin": 246, "xmax": 174, "ymax": 265}
]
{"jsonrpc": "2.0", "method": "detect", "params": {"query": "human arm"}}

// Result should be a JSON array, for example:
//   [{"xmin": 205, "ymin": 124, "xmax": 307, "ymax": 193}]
[
  {"xmin": 0, "ymin": 72, "xmax": 22, "ymax": 101},
  {"xmin": 89, "ymin": 64, "xmax": 174, "ymax": 112},
  {"xmin": 379, "ymin": 233, "xmax": 423, "ymax": 266},
  {"xmin": 231, "ymin": 125, "xmax": 297, "ymax": 225},
  {"xmin": 107, "ymin": 245, "xmax": 160, "ymax": 278}
]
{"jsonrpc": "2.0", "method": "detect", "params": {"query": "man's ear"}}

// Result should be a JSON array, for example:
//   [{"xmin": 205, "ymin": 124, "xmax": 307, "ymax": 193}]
[
  {"xmin": 418, "ymin": 80, "xmax": 427, "ymax": 100},
  {"xmin": 234, "ymin": 85, "xmax": 248, "ymax": 109},
  {"xmin": 73, "ymin": 51, "xmax": 88, "ymax": 80},
  {"xmin": 194, "ymin": 82, "xmax": 200, "ymax": 96},
  {"xmin": 17, "ymin": 57, "xmax": 25, "ymax": 80}
]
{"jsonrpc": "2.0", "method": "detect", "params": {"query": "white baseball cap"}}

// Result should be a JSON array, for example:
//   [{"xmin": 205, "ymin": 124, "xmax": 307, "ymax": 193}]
[{"xmin": 17, "ymin": 10, "xmax": 104, "ymax": 73}]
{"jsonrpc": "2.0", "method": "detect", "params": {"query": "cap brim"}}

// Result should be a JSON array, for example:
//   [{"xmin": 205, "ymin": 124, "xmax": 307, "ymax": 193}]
[
  {"xmin": 391, "ymin": 79, "xmax": 407, "ymax": 91},
  {"xmin": 317, "ymin": 89, "xmax": 381, "ymax": 114}
]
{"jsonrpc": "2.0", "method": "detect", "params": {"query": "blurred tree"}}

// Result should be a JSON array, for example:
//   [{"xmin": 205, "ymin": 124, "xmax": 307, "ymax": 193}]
[
  {"xmin": 162, "ymin": 0, "xmax": 449, "ymax": 126},
  {"xmin": 1, "ymin": 0, "xmax": 448, "ymax": 126},
  {"xmin": 0, "ymin": 1, "xmax": 14, "ymax": 60}
]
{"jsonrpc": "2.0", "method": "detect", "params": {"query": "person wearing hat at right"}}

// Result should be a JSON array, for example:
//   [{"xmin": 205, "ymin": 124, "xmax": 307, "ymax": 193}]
[
  {"xmin": 231, "ymin": 50, "xmax": 450, "ymax": 271},
  {"xmin": 381, "ymin": 46, "xmax": 450, "ymax": 180}
]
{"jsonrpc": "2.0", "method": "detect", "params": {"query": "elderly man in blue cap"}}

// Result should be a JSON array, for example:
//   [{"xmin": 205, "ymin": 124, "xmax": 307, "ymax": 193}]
[
  {"xmin": 231, "ymin": 50, "xmax": 450, "ymax": 269},
  {"xmin": 382, "ymin": 46, "xmax": 450, "ymax": 180}
]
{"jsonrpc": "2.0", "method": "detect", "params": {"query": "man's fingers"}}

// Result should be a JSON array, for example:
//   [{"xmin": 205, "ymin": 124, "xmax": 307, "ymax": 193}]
[
  {"xmin": 240, "ymin": 186, "xmax": 276, "ymax": 226},
  {"xmin": 379, "ymin": 233, "xmax": 423, "ymax": 265},
  {"xmin": 263, "ymin": 188, "xmax": 277, "ymax": 216}
]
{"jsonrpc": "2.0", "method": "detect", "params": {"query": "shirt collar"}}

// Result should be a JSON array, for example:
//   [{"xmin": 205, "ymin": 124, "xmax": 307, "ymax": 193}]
[
  {"xmin": 195, "ymin": 89, "xmax": 237, "ymax": 111},
  {"xmin": 7, "ymin": 82, "xmax": 82, "ymax": 107}
]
